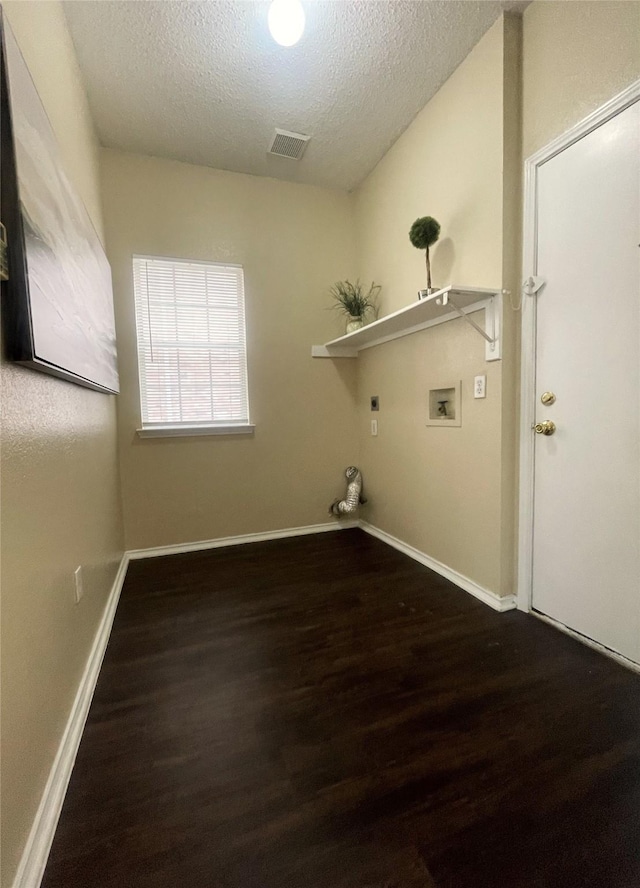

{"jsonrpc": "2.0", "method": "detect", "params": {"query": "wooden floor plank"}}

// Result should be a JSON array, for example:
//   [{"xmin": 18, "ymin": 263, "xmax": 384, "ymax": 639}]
[{"xmin": 42, "ymin": 529, "xmax": 640, "ymax": 887}]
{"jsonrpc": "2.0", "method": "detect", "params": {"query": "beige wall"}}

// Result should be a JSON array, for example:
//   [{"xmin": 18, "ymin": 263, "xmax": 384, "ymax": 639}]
[
  {"xmin": 499, "ymin": 13, "xmax": 522, "ymax": 603},
  {"xmin": 100, "ymin": 150, "xmax": 358, "ymax": 550},
  {"xmin": 0, "ymin": 3, "xmax": 124, "ymax": 886},
  {"xmin": 358, "ymin": 321, "xmax": 503, "ymax": 589},
  {"xmin": 523, "ymin": 1, "xmax": 640, "ymax": 159},
  {"xmin": 354, "ymin": 17, "xmax": 518, "ymax": 596},
  {"xmin": 355, "ymin": 18, "xmax": 505, "ymax": 314},
  {"xmin": 353, "ymin": 1, "xmax": 639, "ymax": 597}
]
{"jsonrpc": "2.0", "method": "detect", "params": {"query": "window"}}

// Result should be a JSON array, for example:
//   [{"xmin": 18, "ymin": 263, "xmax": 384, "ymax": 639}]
[{"xmin": 133, "ymin": 256, "xmax": 252, "ymax": 436}]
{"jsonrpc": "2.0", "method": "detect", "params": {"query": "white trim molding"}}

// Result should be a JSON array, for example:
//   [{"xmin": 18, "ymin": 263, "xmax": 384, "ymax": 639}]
[
  {"xmin": 136, "ymin": 423, "xmax": 255, "ymax": 438},
  {"xmin": 12, "ymin": 554, "xmax": 129, "ymax": 888},
  {"xmin": 126, "ymin": 520, "xmax": 359, "ymax": 560},
  {"xmin": 518, "ymin": 78, "xmax": 640, "ymax": 613},
  {"xmin": 359, "ymin": 521, "xmax": 516, "ymax": 612}
]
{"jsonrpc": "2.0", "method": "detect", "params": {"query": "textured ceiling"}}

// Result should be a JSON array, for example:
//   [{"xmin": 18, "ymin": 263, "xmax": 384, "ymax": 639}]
[{"xmin": 63, "ymin": 0, "xmax": 526, "ymax": 192}]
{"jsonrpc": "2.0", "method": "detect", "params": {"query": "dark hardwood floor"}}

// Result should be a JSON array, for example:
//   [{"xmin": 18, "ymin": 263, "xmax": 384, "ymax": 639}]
[{"xmin": 42, "ymin": 529, "xmax": 640, "ymax": 888}]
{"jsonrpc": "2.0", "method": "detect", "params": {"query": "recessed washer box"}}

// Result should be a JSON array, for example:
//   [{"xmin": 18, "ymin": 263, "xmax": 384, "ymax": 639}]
[{"xmin": 427, "ymin": 382, "xmax": 461, "ymax": 427}]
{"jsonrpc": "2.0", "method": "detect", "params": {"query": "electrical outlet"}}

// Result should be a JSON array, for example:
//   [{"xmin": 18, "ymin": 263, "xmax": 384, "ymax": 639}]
[
  {"xmin": 74, "ymin": 566, "xmax": 84, "ymax": 604},
  {"xmin": 474, "ymin": 375, "xmax": 486, "ymax": 399},
  {"xmin": 371, "ymin": 419, "xmax": 378, "ymax": 436}
]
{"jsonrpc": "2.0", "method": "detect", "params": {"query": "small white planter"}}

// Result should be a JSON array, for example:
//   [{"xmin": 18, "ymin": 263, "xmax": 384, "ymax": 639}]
[{"xmin": 345, "ymin": 316, "xmax": 364, "ymax": 334}]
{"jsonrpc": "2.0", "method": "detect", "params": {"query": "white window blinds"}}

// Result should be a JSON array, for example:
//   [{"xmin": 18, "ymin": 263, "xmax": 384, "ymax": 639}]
[{"xmin": 133, "ymin": 256, "xmax": 249, "ymax": 427}]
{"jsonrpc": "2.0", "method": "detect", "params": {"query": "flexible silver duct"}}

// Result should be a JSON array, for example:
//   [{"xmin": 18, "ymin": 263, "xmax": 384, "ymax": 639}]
[{"xmin": 330, "ymin": 466, "xmax": 366, "ymax": 516}]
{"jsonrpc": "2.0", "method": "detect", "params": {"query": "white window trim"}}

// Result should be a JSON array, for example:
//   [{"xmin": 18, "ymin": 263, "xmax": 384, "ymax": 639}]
[
  {"xmin": 132, "ymin": 254, "xmax": 251, "ymax": 434},
  {"xmin": 136, "ymin": 423, "xmax": 255, "ymax": 439}
]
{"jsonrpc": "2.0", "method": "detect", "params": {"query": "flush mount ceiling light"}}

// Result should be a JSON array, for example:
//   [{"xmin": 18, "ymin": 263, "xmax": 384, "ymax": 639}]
[{"xmin": 268, "ymin": 0, "xmax": 305, "ymax": 47}]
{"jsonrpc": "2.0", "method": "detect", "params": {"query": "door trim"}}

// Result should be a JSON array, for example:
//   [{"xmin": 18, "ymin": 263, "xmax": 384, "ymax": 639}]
[{"xmin": 517, "ymin": 78, "xmax": 640, "ymax": 613}]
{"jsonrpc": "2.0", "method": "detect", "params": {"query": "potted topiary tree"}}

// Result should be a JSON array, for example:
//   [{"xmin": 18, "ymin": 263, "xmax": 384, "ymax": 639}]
[
  {"xmin": 329, "ymin": 280, "xmax": 380, "ymax": 334},
  {"xmin": 409, "ymin": 216, "xmax": 441, "ymax": 297}
]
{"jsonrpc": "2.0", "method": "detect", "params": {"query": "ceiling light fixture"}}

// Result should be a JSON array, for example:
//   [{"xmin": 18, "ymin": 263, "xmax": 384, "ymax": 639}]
[{"xmin": 268, "ymin": 0, "xmax": 305, "ymax": 47}]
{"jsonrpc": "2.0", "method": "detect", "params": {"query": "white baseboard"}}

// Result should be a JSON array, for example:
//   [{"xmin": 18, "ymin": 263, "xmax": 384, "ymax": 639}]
[
  {"xmin": 12, "ymin": 554, "xmax": 129, "ymax": 888},
  {"xmin": 126, "ymin": 520, "xmax": 359, "ymax": 560},
  {"xmin": 359, "ymin": 521, "xmax": 516, "ymax": 612},
  {"xmin": 13, "ymin": 520, "xmax": 361, "ymax": 887}
]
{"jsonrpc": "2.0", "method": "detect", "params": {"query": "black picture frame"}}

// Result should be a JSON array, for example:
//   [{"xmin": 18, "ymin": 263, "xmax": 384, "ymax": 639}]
[{"xmin": 0, "ymin": 9, "xmax": 119, "ymax": 394}]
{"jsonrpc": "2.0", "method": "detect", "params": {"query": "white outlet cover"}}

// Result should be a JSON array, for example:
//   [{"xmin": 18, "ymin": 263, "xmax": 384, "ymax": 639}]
[
  {"xmin": 371, "ymin": 419, "xmax": 378, "ymax": 436},
  {"xmin": 74, "ymin": 566, "xmax": 84, "ymax": 603},
  {"xmin": 474, "ymin": 375, "xmax": 486, "ymax": 399}
]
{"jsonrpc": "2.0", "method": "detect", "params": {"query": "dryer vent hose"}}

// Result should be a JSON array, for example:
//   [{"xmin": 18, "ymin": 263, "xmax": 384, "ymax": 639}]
[{"xmin": 330, "ymin": 466, "xmax": 367, "ymax": 516}]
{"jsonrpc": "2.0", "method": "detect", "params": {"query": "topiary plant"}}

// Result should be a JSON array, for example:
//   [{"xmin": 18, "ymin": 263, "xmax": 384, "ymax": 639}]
[{"xmin": 409, "ymin": 216, "xmax": 441, "ymax": 292}]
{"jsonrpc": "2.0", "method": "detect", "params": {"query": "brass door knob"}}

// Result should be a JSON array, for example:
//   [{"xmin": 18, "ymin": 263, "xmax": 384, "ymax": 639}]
[{"xmin": 534, "ymin": 420, "xmax": 556, "ymax": 436}]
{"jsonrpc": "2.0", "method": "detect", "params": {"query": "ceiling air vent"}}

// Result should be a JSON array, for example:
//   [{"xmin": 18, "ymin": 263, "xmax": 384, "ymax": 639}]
[{"xmin": 268, "ymin": 128, "xmax": 310, "ymax": 160}]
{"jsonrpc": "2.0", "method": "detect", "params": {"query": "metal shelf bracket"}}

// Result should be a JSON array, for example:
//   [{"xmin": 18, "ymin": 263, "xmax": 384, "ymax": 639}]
[{"xmin": 436, "ymin": 292, "xmax": 501, "ymax": 361}]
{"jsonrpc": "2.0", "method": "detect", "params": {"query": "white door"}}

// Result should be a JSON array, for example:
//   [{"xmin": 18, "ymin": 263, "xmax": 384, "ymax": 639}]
[{"xmin": 530, "ymin": 98, "xmax": 640, "ymax": 663}]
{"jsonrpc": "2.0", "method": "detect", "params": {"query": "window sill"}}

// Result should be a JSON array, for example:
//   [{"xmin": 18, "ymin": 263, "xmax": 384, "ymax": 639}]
[{"xmin": 136, "ymin": 424, "xmax": 255, "ymax": 439}]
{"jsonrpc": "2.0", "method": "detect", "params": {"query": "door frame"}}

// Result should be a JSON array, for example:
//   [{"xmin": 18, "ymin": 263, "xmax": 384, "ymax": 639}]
[{"xmin": 517, "ymin": 79, "xmax": 640, "ymax": 614}]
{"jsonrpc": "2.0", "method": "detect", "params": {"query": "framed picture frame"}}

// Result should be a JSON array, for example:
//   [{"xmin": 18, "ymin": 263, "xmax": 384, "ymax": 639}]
[{"xmin": 0, "ymin": 10, "xmax": 119, "ymax": 394}]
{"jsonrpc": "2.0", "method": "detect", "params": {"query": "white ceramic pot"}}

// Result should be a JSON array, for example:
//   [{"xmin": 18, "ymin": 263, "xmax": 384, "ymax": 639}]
[{"xmin": 345, "ymin": 316, "xmax": 364, "ymax": 334}]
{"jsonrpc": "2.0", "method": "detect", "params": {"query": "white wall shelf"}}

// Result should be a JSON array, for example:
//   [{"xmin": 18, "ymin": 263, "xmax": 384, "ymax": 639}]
[{"xmin": 312, "ymin": 285, "xmax": 502, "ymax": 362}]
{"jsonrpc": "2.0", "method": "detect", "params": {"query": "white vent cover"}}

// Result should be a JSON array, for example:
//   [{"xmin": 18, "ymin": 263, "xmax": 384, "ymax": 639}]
[{"xmin": 268, "ymin": 128, "xmax": 310, "ymax": 160}]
